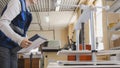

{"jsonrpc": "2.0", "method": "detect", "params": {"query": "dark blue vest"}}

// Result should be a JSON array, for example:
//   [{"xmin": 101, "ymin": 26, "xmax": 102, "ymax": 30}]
[{"xmin": 0, "ymin": 0, "xmax": 32, "ymax": 49}]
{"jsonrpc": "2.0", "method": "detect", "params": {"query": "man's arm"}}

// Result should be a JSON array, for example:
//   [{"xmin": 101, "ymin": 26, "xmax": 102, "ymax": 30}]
[{"xmin": 0, "ymin": 0, "xmax": 26, "ymax": 46}]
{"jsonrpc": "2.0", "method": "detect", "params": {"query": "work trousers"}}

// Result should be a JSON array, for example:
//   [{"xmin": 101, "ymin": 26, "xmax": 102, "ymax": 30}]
[{"xmin": 0, "ymin": 46, "xmax": 21, "ymax": 68}]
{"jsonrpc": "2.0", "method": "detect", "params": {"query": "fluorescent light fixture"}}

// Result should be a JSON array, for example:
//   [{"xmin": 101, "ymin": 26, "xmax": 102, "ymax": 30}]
[
  {"xmin": 45, "ymin": 15, "xmax": 49, "ymax": 23},
  {"xmin": 55, "ymin": 0, "xmax": 61, "ymax": 11},
  {"xmin": 56, "ymin": 6, "xmax": 60, "ymax": 11}
]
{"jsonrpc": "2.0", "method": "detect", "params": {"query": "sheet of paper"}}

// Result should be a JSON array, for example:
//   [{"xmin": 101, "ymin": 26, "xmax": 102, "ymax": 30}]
[{"xmin": 18, "ymin": 34, "xmax": 47, "ymax": 53}]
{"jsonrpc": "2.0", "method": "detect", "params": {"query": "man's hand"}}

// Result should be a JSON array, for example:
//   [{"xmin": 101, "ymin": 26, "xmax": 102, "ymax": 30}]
[{"xmin": 20, "ymin": 38, "xmax": 32, "ymax": 48}]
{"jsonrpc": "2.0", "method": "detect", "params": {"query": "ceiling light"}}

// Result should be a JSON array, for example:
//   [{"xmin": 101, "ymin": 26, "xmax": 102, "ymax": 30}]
[
  {"xmin": 55, "ymin": 6, "xmax": 60, "ymax": 11},
  {"xmin": 45, "ymin": 15, "xmax": 49, "ymax": 23}
]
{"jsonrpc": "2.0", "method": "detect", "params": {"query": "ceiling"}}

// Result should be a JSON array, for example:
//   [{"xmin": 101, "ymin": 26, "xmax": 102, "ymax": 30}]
[
  {"xmin": 30, "ymin": 11, "xmax": 74, "ymax": 30},
  {"xmin": 28, "ymin": 0, "xmax": 80, "ymax": 31},
  {"xmin": 0, "ymin": 0, "xmax": 95, "ymax": 31}
]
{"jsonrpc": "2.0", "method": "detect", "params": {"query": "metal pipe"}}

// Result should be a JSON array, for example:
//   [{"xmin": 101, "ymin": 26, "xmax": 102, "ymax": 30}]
[
  {"xmin": 33, "ymin": 1, "xmax": 43, "ymax": 30},
  {"xmin": 90, "ymin": 9, "xmax": 96, "ymax": 62},
  {"xmin": 76, "ymin": 30, "xmax": 80, "ymax": 61},
  {"xmin": 81, "ymin": 23, "xmax": 85, "ymax": 50}
]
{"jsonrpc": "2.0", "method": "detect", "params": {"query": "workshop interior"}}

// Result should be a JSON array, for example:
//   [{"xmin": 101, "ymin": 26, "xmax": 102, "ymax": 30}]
[{"xmin": 0, "ymin": 0, "xmax": 120, "ymax": 68}]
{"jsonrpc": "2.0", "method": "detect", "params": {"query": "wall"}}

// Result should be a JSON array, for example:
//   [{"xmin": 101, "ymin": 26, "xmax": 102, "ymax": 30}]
[
  {"xmin": 27, "ymin": 30, "xmax": 54, "ymax": 40},
  {"xmin": 54, "ymin": 28, "xmax": 68, "ymax": 48},
  {"xmin": 27, "ymin": 28, "xmax": 68, "ymax": 48}
]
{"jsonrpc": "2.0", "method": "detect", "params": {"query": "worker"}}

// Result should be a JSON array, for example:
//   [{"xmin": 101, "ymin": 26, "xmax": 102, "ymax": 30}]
[{"xmin": 0, "ymin": 0, "xmax": 37, "ymax": 68}]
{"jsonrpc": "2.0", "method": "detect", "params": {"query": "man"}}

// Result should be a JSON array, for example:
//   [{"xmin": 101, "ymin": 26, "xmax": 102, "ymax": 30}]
[{"xmin": 0, "ymin": 0, "xmax": 37, "ymax": 68}]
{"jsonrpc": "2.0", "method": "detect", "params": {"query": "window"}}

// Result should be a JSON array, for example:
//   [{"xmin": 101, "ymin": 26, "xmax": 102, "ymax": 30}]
[{"xmin": 95, "ymin": 0, "xmax": 104, "ymax": 50}]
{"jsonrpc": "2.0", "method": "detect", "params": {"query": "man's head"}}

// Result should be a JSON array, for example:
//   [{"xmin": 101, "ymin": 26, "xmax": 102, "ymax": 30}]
[
  {"xmin": 26, "ymin": 0, "xmax": 38, "ymax": 6},
  {"xmin": 29, "ymin": 0, "xmax": 38, "ymax": 4}
]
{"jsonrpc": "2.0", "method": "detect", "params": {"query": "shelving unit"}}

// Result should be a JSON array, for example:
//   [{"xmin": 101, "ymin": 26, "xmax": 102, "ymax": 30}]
[
  {"xmin": 55, "ymin": 1, "xmax": 120, "ymax": 66},
  {"xmin": 46, "ymin": 1, "xmax": 120, "ymax": 68},
  {"xmin": 107, "ymin": 0, "xmax": 120, "ymax": 50},
  {"xmin": 57, "ymin": 49, "xmax": 120, "ymax": 66},
  {"xmin": 74, "ymin": 5, "xmax": 97, "ymax": 62},
  {"xmin": 56, "ymin": 49, "xmax": 120, "ymax": 66}
]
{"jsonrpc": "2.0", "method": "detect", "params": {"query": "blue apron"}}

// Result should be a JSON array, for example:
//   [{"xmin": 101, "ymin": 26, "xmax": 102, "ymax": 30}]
[{"xmin": 0, "ymin": 0, "xmax": 32, "ymax": 48}]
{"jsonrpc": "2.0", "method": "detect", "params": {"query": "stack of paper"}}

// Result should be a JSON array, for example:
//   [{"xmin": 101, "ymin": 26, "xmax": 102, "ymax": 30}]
[{"xmin": 18, "ymin": 34, "xmax": 47, "ymax": 53}]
